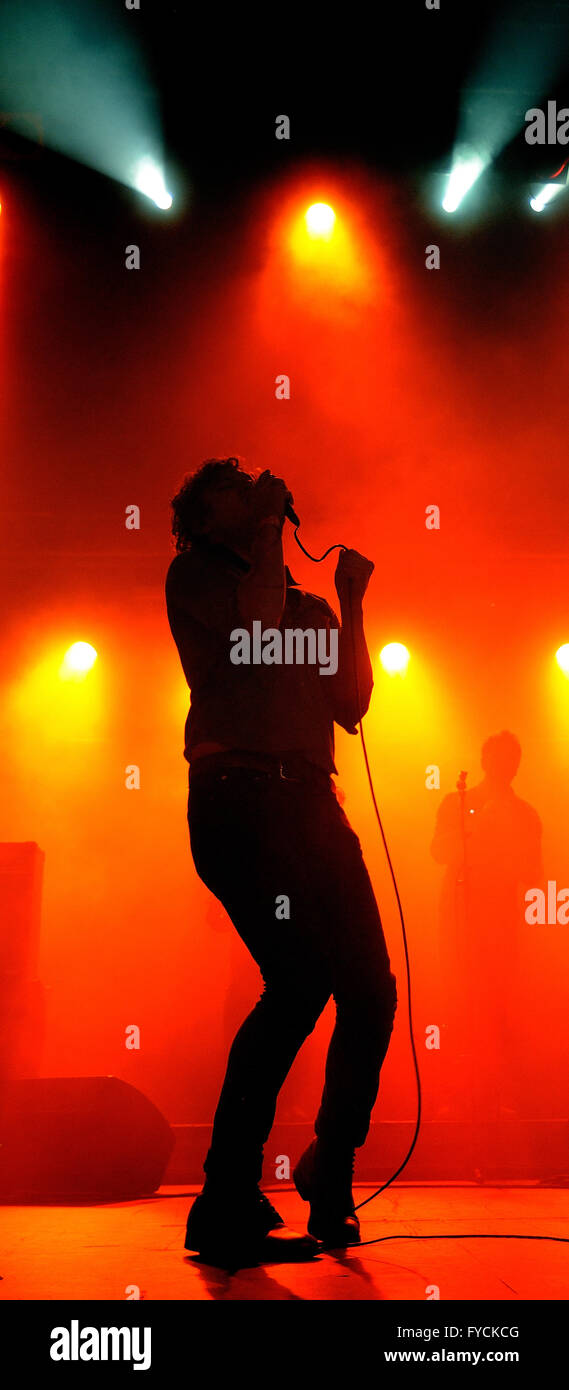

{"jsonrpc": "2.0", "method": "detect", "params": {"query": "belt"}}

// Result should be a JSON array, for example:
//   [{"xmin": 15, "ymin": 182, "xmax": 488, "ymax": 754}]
[{"xmin": 189, "ymin": 749, "xmax": 334, "ymax": 790}]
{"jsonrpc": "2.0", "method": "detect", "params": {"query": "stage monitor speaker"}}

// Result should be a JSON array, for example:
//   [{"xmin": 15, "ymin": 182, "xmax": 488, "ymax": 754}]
[{"xmin": 0, "ymin": 1077, "xmax": 175, "ymax": 1200}]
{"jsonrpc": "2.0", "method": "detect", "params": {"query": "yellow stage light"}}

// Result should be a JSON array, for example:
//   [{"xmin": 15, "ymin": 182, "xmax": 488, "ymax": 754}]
[
  {"xmin": 380, "ymin": 642, "xmax": 410, "ymax": 675},
  {"xmin": 304, "ymin": 202, "xmax": 336, "ymax": 239},
  {"xmin": 60, "ymin": 642, "xmax": 98, "ymax": 678}
]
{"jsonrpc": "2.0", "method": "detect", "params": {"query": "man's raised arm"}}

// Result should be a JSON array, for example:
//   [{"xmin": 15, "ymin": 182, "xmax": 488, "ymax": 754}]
[
  {"xmin": 237, "ymin": 473, "xmax": 291, "ymax": 630},
  {"xmin": 326, "ymin": 548, "xmax": 375, "ymax": 734}
]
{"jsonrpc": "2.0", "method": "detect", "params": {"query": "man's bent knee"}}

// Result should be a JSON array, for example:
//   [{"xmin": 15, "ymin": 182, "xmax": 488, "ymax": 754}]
[{"xmin": 258, "ymin": 981, "xmax": 329, "ymax": 1036}]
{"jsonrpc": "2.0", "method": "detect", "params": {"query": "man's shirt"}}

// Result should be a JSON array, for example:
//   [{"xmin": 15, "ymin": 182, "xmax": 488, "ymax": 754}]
[{"xmin": 165, "ymin": 537, "xmax": 355, "ymax": 774}]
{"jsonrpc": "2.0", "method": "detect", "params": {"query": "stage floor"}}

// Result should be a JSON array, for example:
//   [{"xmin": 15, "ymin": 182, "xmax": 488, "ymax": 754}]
[{"xmin": 1, "ymin": 1183, "xmax": 567, "ymax": 1301}]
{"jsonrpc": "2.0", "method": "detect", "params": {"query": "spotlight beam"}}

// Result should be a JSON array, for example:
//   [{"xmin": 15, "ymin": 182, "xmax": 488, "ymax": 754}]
[
  {"xmin": 529, "ymin": 162, "xmax": 569, "ymax": 212},
  {"xmin": 441, "ymin": 9, "xmax": 566, "ymax": 212},
  {"xmin": 442, "ymin": 152, "xmax": 485, "ymax": 213},
  {"xmin": 0, "ymin": 1, "xmax": 170, "ymax": 204}
]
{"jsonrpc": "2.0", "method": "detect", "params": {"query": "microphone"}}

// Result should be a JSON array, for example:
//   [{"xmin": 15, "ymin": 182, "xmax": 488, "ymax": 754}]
[{"xmin": 255, "ymin": 471, "xmax": 299, "ymax": 527}]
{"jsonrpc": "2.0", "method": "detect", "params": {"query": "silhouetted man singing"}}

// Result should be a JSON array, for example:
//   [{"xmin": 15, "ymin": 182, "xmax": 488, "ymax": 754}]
[{"xmin": 165, "ymin": 456, "xmax": 397, "ymax": 1268}]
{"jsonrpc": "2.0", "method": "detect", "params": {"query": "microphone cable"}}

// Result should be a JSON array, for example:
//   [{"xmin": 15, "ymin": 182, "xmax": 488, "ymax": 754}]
[
  {"xmin": 293, "ymin": 525, "xmax": 422, "ymax": 1206},
  {"xmin": 291, "ymin": 522, "xmax": 568, "ymax": 1251}
]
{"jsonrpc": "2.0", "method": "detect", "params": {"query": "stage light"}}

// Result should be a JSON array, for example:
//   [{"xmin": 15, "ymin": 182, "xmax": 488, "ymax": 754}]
[
  {"xmin": 380, "ymin": 643, "xmax": 410, "ymax": 675},
  {"xmin": 0, "ymin": 5, "xmax": 174, "ymax": 199},
  {"xmin": 529, "ymin": 182, "xmax": 564, "ymax": 213},
  {"xmin": 61, "ymin": 642, "xmax": 98, "ymax": 678},
  {"xmin": 304, "ymin": 203, "xmax": 336, "ymax": 239},
  {"xmin": 133, "ymin": 157, "xmax": 173, "ymax": 209},
  {"xmin": 555, "ymin": 644, "xmax": 569, "ymax": 674},
  {"xmin": 439, "ymin": 15, "xmax": 565, "ymax": 222},
  {"xmin": 442, "ymin": 153, "xmax": 485, "ymax": 212},
  {"xmin": 285, "ymin": 196, "xmax": 369, "ymax": 307}
]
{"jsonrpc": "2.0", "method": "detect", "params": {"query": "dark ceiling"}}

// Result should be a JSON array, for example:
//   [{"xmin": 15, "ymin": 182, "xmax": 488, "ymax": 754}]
[{"xmin": 2, "ymin": 0, "xmax": 569, "ymax": 203}]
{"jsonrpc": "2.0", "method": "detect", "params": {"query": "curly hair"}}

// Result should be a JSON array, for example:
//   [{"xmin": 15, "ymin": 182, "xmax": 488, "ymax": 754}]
[{"xmin": 169, "ymin": 456, "xmax": 250, "ymax": 553}]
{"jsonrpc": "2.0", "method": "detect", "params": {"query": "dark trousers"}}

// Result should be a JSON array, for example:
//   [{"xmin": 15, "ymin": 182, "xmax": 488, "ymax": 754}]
[{"xmin": 187, "ymin": 766, "xmax": 398, "ymax": 1185}]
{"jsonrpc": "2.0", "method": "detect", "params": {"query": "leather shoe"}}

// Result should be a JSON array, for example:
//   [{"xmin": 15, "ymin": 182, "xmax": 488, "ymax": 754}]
[
  {"xmin": 293, "ymin": 1138, "xmax": 361, "ymax": 1247},
  {"xmin": 185, "ymin": 1184, "xmax": 321, "ymax": 1270}
]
